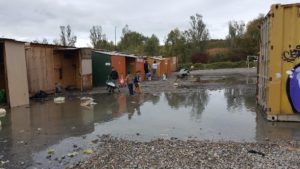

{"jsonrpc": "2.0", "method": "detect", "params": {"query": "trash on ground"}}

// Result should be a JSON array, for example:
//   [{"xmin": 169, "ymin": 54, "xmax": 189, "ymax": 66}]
[
  {"xmin": 1, "ymin": 160, "xmax": 9, "ymax": 165},
  {"xmin": 17, "ymin": 141, "xmax": 24, "ymax": 144},
  {"xmin": 83, "ymin": 149, "xmax": 93, "ymax": 155},
  {"xmin": 54, "ymin": 97, "xmax": 65, "ymax": 104},
  {"xmin": 30, "ymin": 90, "xmax": 49, "ymax": 99},
  {"xmin": 67, "ymin": 152, "xmax": 79, "ymax": 158},
  {"xmin": 80, "ymin": 100, "xmax": 97, "ymax": 107},
  {"xmin": 162, "ymin": 74, "xmax": 167, "ymax": 80},
  {"xmin": 80, "ymin": 97, "xmax": 97, "ymax": 107},
  {"xmin": 47, "ymin": 148, "xmax": 55, "ymax": 155},
  {"xmin": 55, "ymin": 83, "xmax": 63, "ymax": 93},
  {"xmin": 247, "ymin": 150, "xmax": 265, "ymax": 157},
  {"xmin": 80, "ymin": 97, "xmax": 94, "ymax": 101},
  {"xmin": 0, "ymin": 108, "xmax": 6, "ymax": 117}
]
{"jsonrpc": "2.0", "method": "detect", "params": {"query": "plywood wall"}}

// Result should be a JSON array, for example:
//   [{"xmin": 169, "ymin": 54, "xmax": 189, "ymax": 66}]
[
  {"xmin": 53, "ymin": 50, "xmax": 79, "ymax": 89},
  {"xmin": 25, "ymin": 45, "xmax": 55, "ymax": 95},
  {"xmin": 5, "ymin": 41, "xmax": 29, "ymax": 107},
  {"xmin": 26, "ymin": 46, "xmax": 92, "ymax": 94},
  {"xmin": 0, "ymin": 43, "xmax": 5, "ymax": 90}
]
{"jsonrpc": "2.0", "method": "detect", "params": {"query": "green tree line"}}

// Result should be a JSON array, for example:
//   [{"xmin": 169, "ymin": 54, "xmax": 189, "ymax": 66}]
[{"xmin": 33, "ymin": 14, "xmax": 264, "ymax": 64}]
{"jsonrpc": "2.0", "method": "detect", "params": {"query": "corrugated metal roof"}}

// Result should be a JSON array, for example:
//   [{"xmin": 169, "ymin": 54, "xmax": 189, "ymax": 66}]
[
  {"xmin": 55, "ymin": 47, "xmax": 92, "ymax": 50},
  {"xmin": 93, "ymin": 50, "xmax": 138, "ymax": 58},
  {"xmin": 150, "ymin": 56, "xmax": 165, "ymax": 61},
  {"xmin": 27, "ymin": 42, "xmax": 73, "ymax": 48},
  {"xmin": 0, "ymin": 38, "xmax": 25, "ymax": 43}
]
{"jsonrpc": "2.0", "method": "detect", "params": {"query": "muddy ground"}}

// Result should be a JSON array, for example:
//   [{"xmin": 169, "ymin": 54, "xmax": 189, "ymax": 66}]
[
  {"xmin": 141, "ymin": 68, "xmax": 257, "ymax": 94},
  {"xmin": 2, "ymin": 68, "xmax": 300, "ymax": 169},
  {"xmin": 66, "ymin": 68, "xmax": 298, "ymax": 169}
]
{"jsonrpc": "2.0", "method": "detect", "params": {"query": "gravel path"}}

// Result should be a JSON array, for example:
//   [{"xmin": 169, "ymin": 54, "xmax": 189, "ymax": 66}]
[
  {"xmin": 66, "ymin": 68, "xmax": 300, "ymax": 169},
  {"xmin": 69, "ymin": 136, "xmax": 300, "ymax": 169}
]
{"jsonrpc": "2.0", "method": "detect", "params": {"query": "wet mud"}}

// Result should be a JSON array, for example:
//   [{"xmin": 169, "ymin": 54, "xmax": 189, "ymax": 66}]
[{"xmin": 0, "ymin": 68, "xmax": 300, "ymax": 169}]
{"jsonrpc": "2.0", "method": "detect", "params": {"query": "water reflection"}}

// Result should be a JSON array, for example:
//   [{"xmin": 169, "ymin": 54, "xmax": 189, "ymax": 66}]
[
  {"xmin": 224, "ymin": 87, "xmax": 256, "ymax": 112},
  {"xmin": 0, "ymin": 101, "xmax": 95, "ymax": 169},
  {"xmin": 165, "ymin": 91, "xmax": 209, "ymax": 120},
  {"xmin": 1, "ymin": 87, "xmax": 300, "ymax": 169}
]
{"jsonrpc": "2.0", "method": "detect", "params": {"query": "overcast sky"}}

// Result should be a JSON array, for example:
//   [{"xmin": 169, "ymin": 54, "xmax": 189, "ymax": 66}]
[{"xmin": 0, "ymin": 0, "xmax": 297, "ymax": 47}]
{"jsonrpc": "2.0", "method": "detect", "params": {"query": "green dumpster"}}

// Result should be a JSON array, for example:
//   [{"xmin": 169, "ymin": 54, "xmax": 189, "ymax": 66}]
[
  {"xmin": 92, "ymin": 52, "xmax": 112, "ymax": 87},
  {"xmin": 0, "ymin": 90, "xmax": 6, "ymax": 104}
]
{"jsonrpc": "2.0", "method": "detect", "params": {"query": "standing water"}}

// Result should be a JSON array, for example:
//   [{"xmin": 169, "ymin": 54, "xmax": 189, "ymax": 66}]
[{"xmin": 1, "ymin": 85, "xmax": 300, "ymax": 168}]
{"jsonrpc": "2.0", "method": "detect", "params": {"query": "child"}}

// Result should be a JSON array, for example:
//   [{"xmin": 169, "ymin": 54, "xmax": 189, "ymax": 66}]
[
  {"xmin": 134, "ymin": 71, "xmax": 142, "ymax": 94},
  {"xmin": 126, "ymin": 71, "xmax": 134, "ymax": 95},
  {"xmin": 146, "ymin": 72, "xmax": 152, "ymax": 81}
]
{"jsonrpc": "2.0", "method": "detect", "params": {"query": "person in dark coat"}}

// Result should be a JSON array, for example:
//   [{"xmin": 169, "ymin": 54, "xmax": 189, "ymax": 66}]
[
  {"xmin": 110, "ymin": 67, "xmax": 119, "ymax": 81},
  {"xmin": 144, "ymin": 60, "xmax": 149, "ymax": 80},
  {"xmin": 109, "ymin": 67, "xmax": 119, "ymax": 92},
  {"xmin": 144, "ymin": 60, "xmax": 149, "ymax": 74},
  {"xmin": 126, "ymin": 71, "xmax": 134, "ymax": 96}
]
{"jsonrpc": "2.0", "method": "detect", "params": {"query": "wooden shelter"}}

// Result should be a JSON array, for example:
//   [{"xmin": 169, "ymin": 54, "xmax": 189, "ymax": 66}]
[
  {"xmin": 0, "ymin": 38, "xmax": 29, "ymax": 107},
  {"xmin": 148, "ymin": 56, "xmax": 166, "ymax": 77},
  {"xmin": 135, "ymin": 58, "xmax": 145, "ymax": 81},
  {"xmin": 170, "ymin": 56, "xmax": 178, "ymax": 72},
  {"xmin": 25, "ymin": 43, "xmax": 92, "ymax": 95}
]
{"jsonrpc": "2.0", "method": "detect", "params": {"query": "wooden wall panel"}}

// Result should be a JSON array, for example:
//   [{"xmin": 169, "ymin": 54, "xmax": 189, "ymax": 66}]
[
  {"xmin": 5, "ymin": 41, "xmax": 29, "ymax": 107},
  {"xmin": 0, "ymin": 43, "xmax": 5, "ymax": 90},
  {"xmin": 26, "ymin": 46, "xmax": 55, "ymax": 95}
]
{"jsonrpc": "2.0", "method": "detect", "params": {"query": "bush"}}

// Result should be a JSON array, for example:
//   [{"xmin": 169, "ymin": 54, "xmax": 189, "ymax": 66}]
[
  {"xmin": 208, "ymin": 53, "xmax": 228, "ymax": 63},
  {"xmin": 226, "ymin": 49, "xmax": 248, "ymax": 62},
  {"xmin": 191, "ymin": 52, "xmax": 209, "ymax": 64}
]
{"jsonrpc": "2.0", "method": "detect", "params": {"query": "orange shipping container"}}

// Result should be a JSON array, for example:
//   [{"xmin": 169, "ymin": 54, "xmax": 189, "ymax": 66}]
[
  {"xmin": 111, "ymin": 56, "xmax": 126, "ymax": 81},
  {"xmin": 135, "ymin": 58, "xmax": 145, "ymax": 81}
]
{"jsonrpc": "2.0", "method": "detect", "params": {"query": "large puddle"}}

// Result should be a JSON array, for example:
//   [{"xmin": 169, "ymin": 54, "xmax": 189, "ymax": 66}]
[{"xmin": 1, "ymin": 85, "xmax": 300, "ymax": 168}]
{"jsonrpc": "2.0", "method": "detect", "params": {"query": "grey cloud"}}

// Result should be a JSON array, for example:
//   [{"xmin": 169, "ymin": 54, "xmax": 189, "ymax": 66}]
[{"xmin": 0, "ymin": 0, "xmax": 296, "ymax": 47}]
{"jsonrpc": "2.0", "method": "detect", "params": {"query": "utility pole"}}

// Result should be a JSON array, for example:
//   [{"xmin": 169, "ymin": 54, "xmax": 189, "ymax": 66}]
[{"xmin": 115, "ymin": 26, "xmax": 117, "ymax": 50}]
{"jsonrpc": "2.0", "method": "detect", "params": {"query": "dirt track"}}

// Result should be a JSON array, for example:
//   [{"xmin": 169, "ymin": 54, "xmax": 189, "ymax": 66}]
[{"xmin": 141, "ymin": 68, "xmax": 257, "ymax": 94}]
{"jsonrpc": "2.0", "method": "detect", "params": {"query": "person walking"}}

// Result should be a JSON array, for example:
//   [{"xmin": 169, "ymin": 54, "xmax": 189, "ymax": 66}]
[
  {"xmin": 110, "ymin": 67, "xmax": 119, "ymax": 92},
  {"xmin": 134, "ymin": 71, "xmax": 142, "ymax": 94},
  {"xmin": 144, "ymin": 60, "xmax": 149, "ymax": 76},
  {"xmin": 152, "ymin": 60, "xmax": 158, "ymax": 79},
  {"xmin": 126, "ymin": 71, "xmax": 134, "ymax": 96}
]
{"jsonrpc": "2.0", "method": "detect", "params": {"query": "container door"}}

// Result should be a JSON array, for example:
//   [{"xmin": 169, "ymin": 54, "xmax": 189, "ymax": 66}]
[
  {"xmin": 111, "ymin": 56, "xmax": 126, "ymax": 82},
  {"xmin": 135, "ymin": 59, "xmax": 145, "ymax": 81},
  {"xmin": 92, "ymin": 52, "xmax": 111, "ymax": 86}
]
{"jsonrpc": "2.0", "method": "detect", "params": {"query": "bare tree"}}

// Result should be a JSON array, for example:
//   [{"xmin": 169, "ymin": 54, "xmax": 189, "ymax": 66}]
[
  {"xmin": 226, "ymin": 21, "xmax": 245, "ymax": 48},
  {"xmin": 53, "ymin": 39, "xmax": 60, "ymax": 45},
  {"xmin": 32, "ymin": 38, "xmax": 49, "ymax": 44},
  {"xmin": 59, "ymin": 25, "xmax": 77, "ymax": 47},
  {"xmin": 42, "ymin": 38, "xmax": 48, "ymax": 44},
  {"xmin": 90, "ymin": 25, "xmax": 105, "ymax": 48}
]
